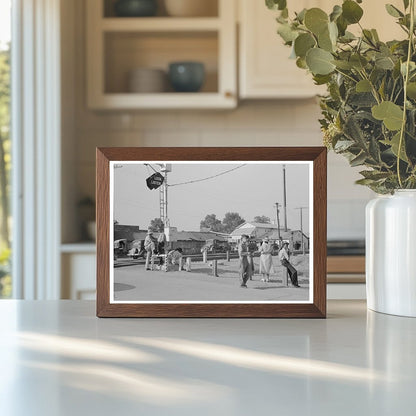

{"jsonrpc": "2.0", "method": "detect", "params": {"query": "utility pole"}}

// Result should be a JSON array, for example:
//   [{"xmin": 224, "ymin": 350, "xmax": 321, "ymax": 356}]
[
  {"xmin": 156, "ymin": 164, "xmax": 172, "ymax": 227},
  {"xmin": 295, "ymin": 207, "xmax": 307, "ymax": 255},
  {"xmin": 274, "ymin": 202, "xmax": 281, "ymax": 240},
  {"xmin": 283, "ymin": 164, "xmax": 288, "ymax": 232}
]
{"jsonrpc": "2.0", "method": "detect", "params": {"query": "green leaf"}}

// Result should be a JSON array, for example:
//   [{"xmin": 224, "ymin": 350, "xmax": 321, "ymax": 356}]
[
  {"xmin": 296, "ymin": 8, "xmax": 307, "ymax": 23},
  {"xmin": 304, "ymin": 8, "xmax": 329, "ymax": 35},
  {"xmin": 385, "ymin": 4, "xmax": 404, "ymax": 18},
  {"xmin": 350, "ymin": 54, "xmax": 368, "ymax": 70},
  {"xmin": 330, "ymin": 5, "xmax": 342, "ymax": 22},
  {"xmin": 360, "ymin": 170, "xmax": 391, "ymax": 181},
  {"xmin": 333, "ymin": 60, "xmax": 353, "ymax": 70},
  {"xmin": 382, "ymin": 132, "xmax": 408, "ymax": 162},
  {"xmin": 356, "ymin": 79, "xmax": 372, "ymax": 92},
  {"xmin": 372, "ymin": 101, "xmax": 404, "ymax": 131},
  {"xmin": 371, "ymin": 29, "xmax": 380, "ymax": 42},
  {"xmin": 401, "ymin": 61, "xmax": 416, "ymax": 76},
  {"xmin": 407, "ymin": 82, "xmax": 416, "ymax": 99},
  {"xmin": 350, "ymin": 152, "xmax": 368, "ymax": 167},
  {"xmin": 277, "ymin": 23, "xmax": 298, "ymax": 43},
  {"xmin": 344, "ymin": 114, "xmax": 367, "ymax": 147},
  {"xmin": 266, "ymin": 0, "xmax": 287, "ymax": 11},
  {"xmin": 313, "ymin": 74, "xmax": 332, "ymax": 85},
  {"xmin": 294, "ymin": 33, "xmax": 316, "ymax": 58},
  {"xmin": 328, "ymin": 21, "xmax": 338, "ymax": 44},
  {"xmin": 363, "ymin": 29, "xmax": 376, "ymax": 46},
  {"xmin": 296, "ymin": 57, "xmax": 308, "ymax": 69},
  {"xmin": 334, "ymin": 140, "xmax": 355, "ymax": 152},
  {"xmin": 336, "ymin": 15, "xmax": 348, "ymax": 36},
  {"xmin": 355, "ymin": 178, "xmax": 377, "ymax": 186},
  {"xmin": 318, "ymin": 27, "xmax": 334, "ymax": 52},
  {"xmin": 375, "ymin": 55, "xmax": 395, "ymax": 70},
  {"xmin": 339, "ymin": 31, "xmax": 356, "ymax": 43},
  {"xmin": 306, "ymin": 48, "xmax": 335, "ymax": 75},
  {"xmin": 342, "ymin": 0, "xmax": 364, "ymax": 24}
]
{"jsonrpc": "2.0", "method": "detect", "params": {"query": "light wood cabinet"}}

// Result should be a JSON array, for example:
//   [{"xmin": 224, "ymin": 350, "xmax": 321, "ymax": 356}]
[
  {"xmin": 238, "ymin": 0, "xmax": 325, "ymax": 99},
  {"xmin": 86, "ymin": 0, "xmax": 237, "ymax": 109},
  {"xmin": 238, "ymin": 0, "xmax": 405, "ymax": 99}
]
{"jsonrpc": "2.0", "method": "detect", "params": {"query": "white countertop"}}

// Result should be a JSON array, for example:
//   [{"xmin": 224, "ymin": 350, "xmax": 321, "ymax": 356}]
[{"xmin": 0, "ymin": 300, "xmax": 415, "ymax": 415}]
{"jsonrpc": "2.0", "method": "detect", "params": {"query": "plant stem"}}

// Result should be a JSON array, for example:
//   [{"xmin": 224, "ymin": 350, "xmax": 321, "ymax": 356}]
[
  {"xmin": 397, "ymin": 0, "xmax": 415, "ymax": 188},
  {"xmin": 334, "ymin": 68, "xmax": 358, "ymax": 84}
]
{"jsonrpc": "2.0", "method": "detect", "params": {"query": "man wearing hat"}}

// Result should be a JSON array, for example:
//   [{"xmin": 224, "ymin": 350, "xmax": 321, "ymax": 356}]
[
  {"xmin": 144, "ymin": 229, "xmax": 156, "ymax": 271},
  {"xmin": 238, "ymin": 234, "xmax": 251, "ymax": 288},
  {"xmin": 278, "ymin": 242, "xmax": 300, "ymax": 287}
]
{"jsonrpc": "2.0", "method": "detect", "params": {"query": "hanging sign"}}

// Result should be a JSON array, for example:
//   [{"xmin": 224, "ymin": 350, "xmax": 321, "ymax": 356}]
[{"xmin": 146, "ymin": 172, "xmax": 164, "ymax": 190}]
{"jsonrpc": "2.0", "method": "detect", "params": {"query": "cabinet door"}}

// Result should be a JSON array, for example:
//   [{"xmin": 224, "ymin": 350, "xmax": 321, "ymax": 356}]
[
  {"xmin": 239, "ymin": 0, "xmax": 326, "ymax": 99},
  {"xmin": 239, "ymin": 0, "xmax": 405, "ymax": 99}
]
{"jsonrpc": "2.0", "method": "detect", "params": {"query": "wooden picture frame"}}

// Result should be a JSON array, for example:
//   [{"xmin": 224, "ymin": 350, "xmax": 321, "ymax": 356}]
[{"xmin": 96, "ymin": 147, "xmax": 327, "ymax": 318}]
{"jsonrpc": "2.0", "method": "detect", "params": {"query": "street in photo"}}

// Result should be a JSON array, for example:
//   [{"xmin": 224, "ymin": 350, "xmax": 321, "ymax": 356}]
[{"xmin": 111, "ymin": 162, "xmax": 312, "ymax": 303}]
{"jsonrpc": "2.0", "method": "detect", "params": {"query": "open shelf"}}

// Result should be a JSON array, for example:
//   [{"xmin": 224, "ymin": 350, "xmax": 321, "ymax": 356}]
[
  {"xmin": 87, "ymin": 0, "xmax": 236, "ymax": 109},
  {"xmin": 91, "ymin": 93, "xmax": 234, "ymax": 109},
  {"xmin": 101, "ymin": 17, "xmax": 221, "ymax": 32},
  {"xmin": 104, "ymin": 31, "xmax": 218, "ymax": 94},
  {"xmin": 103, "ymin": 0, "xmax": 219, "ymax": 18}
]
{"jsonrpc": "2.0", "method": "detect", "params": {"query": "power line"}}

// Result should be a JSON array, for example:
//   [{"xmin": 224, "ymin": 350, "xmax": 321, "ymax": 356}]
[{"xmin": 168, "ymin": 164, "xmax": 247, "ymax": 187}]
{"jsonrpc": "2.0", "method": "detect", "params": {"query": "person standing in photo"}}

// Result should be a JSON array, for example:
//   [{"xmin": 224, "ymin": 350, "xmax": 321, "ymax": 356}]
[
  {"xmin": 238, "ymin": 235, "xmax": 251, "ymax": 288},
  {"xmin": 157, "ymin": 231, "xmax": 166, "ymax": 266},
  {"xmin": 279, "ymin": 242, "xmax": 300, "ymax": 287},
  {"xmin": 247, "ymin": 237, "xmax": 257, "ymax": 280},
  {"xmin": 259, "ymin": 237, "xmax": 273, "ymax": 282},
  {"xmin": 144, "ymin": 229, "xmax": 156, "ymax": 271}
]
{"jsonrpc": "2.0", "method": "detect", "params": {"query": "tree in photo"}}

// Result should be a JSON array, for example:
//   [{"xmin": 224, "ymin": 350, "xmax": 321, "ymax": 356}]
[
  {"xmin": 200, "ymin": 214, "xmax": 223, "ymax": 232},
  {"xmin": 253, "ymin": 215, "xmax": 271, "ymax": 224},
  {"xmin": 149, "ymin": 217, "xmax": 164, "ymax": 232},
  {"xmin": 222, "ymin": 212, "xmax": 245, "ymax": 234}
]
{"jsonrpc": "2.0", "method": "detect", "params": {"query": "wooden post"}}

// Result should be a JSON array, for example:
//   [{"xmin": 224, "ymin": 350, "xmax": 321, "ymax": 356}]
[
  {"xmin": 226, "ymin": 250, "xmax": 230, "ymax": 262},
  {"xmin": 186, "ymin": 257, "xmax": 192, "ymax": 272},
  {"xmin": 162, "ymin": 255, "xmax": 167, "ymax": 272},
  {"xmin": 212, "ymin": 260, "xmax": 218, "ymax": 277},
  {"xmin": 282, "ymin": 268, "xmax": 288, "ymax": 286}
]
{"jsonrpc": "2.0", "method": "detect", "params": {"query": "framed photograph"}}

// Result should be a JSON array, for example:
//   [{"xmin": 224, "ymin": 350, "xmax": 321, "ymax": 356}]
[{"xmin": 96, "ymin": 147, "xmax": 327, "ymax": 318}]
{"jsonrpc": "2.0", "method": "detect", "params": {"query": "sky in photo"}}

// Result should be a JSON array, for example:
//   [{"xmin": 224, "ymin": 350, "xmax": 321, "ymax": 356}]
[{"xmin": 113, "ymin": 162, "xmax": 311, "ymax": 234}]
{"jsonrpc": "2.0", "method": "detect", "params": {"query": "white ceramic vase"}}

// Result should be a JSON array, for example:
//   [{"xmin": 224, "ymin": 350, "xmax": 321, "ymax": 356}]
[{"xmin": 366, "ymin": 190, "xmax": 416, "ymax": 317}]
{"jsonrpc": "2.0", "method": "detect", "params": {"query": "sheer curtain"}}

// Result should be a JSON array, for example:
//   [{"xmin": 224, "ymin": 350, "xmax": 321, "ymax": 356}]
[{"xmin": 12, "ymin": 0, "xmax": 61, "ymax": 299}]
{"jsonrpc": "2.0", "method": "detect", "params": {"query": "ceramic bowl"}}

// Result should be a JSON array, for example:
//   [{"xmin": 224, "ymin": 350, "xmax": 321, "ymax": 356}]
[
  {"xmin": 168, "ymin": 62, "xmax": 205, "ymax": 92},
  {"xmin": 114, "ymin": 0, "xmax": 158, "ymax": 17}
]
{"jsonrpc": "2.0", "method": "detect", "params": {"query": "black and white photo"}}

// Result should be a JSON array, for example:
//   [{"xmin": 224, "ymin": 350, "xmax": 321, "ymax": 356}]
[{"xmin": 109, "ymin": 161, "xmax": 313, "ymax": 304}]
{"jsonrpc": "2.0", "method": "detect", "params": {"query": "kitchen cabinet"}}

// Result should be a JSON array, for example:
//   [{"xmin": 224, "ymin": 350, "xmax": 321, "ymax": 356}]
[
  {"xmin": 238, "ymin": 0, "xmax": 404, "ymax": 99},
  {"xmin": 61, "ymin": 245, "xmax": 96, "ymax": 300},
  {"xmin": 86, "ymin": 0, "xmax": 237, "ymax": 109},
  {"xmin": 239, "ymin": 0, "xmax": 325, "ymax": 99}
]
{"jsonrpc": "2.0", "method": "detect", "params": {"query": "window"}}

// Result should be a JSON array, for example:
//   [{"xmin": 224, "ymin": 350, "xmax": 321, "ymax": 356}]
[{"xmin": 0, "ymin": 0, "xmax": 11, "ymax": 298}]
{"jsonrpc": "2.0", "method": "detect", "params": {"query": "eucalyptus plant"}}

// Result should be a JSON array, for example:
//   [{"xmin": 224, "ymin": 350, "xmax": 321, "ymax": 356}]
[{"xmin": 266, "ymin": 0, "xmax": 416, "ymax": 193}]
